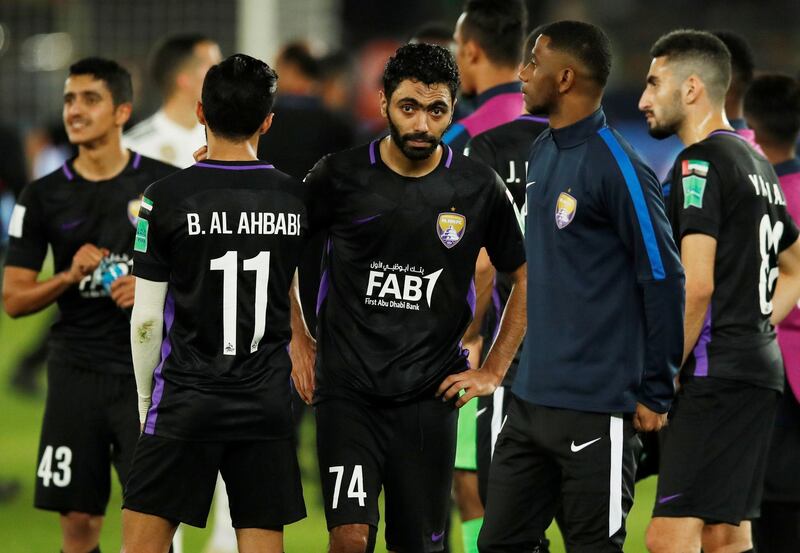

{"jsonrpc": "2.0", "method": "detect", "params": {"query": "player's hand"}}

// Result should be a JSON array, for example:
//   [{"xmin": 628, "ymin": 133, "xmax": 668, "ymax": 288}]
[
  {"xmin": 436, "ymin": 368, "xmax": 500, "ymax": 408},
  {"xmin": 66, "ymin": 244, "xmax": 109, "ymax": 284},
  {"xmin": 633, "ymin": 402, "xmax": 668, "ymax": 432},
  {"xmin": 290, "ymin": 332, "xmax": 316, "ymax": 405},
  {"xmin": 193, "ymin": 145, "xmax": 209, "ymax": 162},
  {"xmin": 110, "ymin": 275, "xmax": 136, "ymax": 308}
]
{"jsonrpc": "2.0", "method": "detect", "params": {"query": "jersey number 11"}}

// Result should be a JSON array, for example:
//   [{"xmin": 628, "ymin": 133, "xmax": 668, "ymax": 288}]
[{"xmin": 210, "ymin": 250, "xmax": 271, "ymax": 356}]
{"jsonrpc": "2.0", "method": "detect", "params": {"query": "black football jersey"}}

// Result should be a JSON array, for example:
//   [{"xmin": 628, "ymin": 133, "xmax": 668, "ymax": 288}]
[
  {"xmin": 669, "ymin": 131, "xmax": 799, "ymax": 391},
  {"xmin": 306, "ymin": 139, "xmax": 526, "ymax": 404},
  {"xmin": 132, "ymin": 160, "xmax": 309, "ymax": 440},
  {"xmin": 466, "ymin": 115, "xmax": 547, "ymax": 385},
  {"xmin": 5, "ymin": 152, "xmax": 176, "ymax": 372}
]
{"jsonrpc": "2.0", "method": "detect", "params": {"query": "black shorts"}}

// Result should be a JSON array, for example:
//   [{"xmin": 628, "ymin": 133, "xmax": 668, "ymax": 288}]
[
  {"xmin": 761, "ymin": 381, "xmax": 800, "ymax": 503},
  {"xmin": 123, "ymin": 433, "xmax": 306, "ymax": 529},
  {"xmin": 476, "ymin": 385, "xmax": 513, "ymax": 505},
  {"xmin": 34, "ymin": 359, "xmax": 139, "ymax": 515},
  {"xmin": 315, "ymin": 396, "xmax": 458, "ymax": 553},
  {"xmin": 654, "ymin": 376, "xmax": 780, "ymax": 524},
  {"xmin": 479, "ymin": 395, "xmax": 641, "ymax": 553}
]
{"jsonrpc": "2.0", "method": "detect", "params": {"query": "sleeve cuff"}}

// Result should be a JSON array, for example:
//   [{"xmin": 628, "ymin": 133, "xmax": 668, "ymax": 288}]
[{"xmin": 132, "ymin": 260, "xmax": 170, "ymax": 282}]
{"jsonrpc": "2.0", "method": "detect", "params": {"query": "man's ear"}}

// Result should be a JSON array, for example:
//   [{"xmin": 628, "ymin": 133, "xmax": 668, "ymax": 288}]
[
  {"xmin": 683, "ymin": 75, "xmax": 702, "ymax": 105},
  {"xmin": 557, "ymin": 67, "xmax": 576, "ymax": 94},
  {"xmin": 259, "ymin": 112, "xmax": 275, "ymax": 135},
  {"xmin": 379, "ymin": 90, "xmax": 388, "ymax": 118},
  {"xmin": 464, "ymin": 39, "xmax": 480, "ymax": 65},
  {"xmin": 114, "ymin": 102, "xmax": 133, "ymax": 127},
  {"xmin": 196, "ymin": 101, "xmax": 206, "ymax": 125}
]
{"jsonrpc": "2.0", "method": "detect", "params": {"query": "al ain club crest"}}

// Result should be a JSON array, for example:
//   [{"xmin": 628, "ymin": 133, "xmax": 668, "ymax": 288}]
[
  {"xmin": 437, "ymin": 212, "xmax": 466, "ymax": 248},
  {"xmin": 555, "ymin": 192, "xmax": 577, "ymax": 229}
]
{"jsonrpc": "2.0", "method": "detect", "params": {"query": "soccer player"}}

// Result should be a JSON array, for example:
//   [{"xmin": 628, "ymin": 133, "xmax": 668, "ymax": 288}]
[
  {"xmin": 2, "ymin": 57, "xmax": 176, "ymax": 553},
  {"xmin": 744, "ymin": 73, "xmax": 800, "ymax": 553},
  {"xmin": 479, "ymin": 21, "xmax": 685, "ymax": 553},
  {"xmin": 446, "ymin": 3, "xmax": 527, "ymax": 549},
  {"xmin": 125, "ymin": 34, "xmax": 222, "ymax": 168},
  {"xmin": 294, "ymin": 43, "xmax": 526, "ymax": 553},
  {"xmin": 121, "ymin": 53, "xmax": 307, "ymax": 553},
  {"xmin": 639, "ymin": 31, "xmax": 800, "ymax": 553},
  {"xmin": 462, "ymin": 26, "xmax": 548, "ymax": 508}
]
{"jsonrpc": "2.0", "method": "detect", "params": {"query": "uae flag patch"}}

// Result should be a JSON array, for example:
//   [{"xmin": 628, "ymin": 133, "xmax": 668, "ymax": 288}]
[{"xmin": 681, "ymin": 159, "xmax": 709, "ymax": 209}]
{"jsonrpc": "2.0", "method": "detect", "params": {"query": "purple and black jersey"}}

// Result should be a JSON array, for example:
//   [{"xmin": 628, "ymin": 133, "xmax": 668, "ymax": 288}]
[
  {"xmin": 305, "ymin": 140, "xmax": 525, "ymax": 404},
  {"xmin": 465, "ymin": 114, "xmax": 548, "ymax": 385},
  {"xmin": 5, "ymin": 152, "xmax": 176, "ymax": 373},
  {"xmin": 132, "ymin": 160, "xmax": 310, "ymax": 440},
  {"xmin": 669, "ymin": 131, "xmax": 799, "ymax": 391}
]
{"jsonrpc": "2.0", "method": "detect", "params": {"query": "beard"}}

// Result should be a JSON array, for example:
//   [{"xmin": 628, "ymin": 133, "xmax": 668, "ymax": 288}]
[
  {"xmin": 646, "ymin": 117, "xmax": 682, "ymax": 140},
  {"xmin": 387, "ymin": 112, "xmax": 440, "ymax": 161},
  {"xmin": 523, "ymin": 81, "xmax": 557, "ymax": 117},
  {"xmin": 646, "ymin": 91, "xmax": 684, "ymax": 140}
]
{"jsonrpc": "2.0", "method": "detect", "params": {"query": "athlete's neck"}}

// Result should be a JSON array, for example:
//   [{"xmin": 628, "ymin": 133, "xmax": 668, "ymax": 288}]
[
  {"xmin": 162, "ymin": 95, "xmax": 200, "ymax": 130},
  {"xmin": 380, "ymin": 136, "xmax": 443, "ymax": 178},
  {"xmin": 205, "ymin": 132, "xmax": 259, "ymax": 162},
  {"xmin": 73, "ymin": 134, "xmax": 130, "ymax": 181},
  {"xmin": 677, "ymin": 103, "xmax": 732, "ymax": 146},
  {"xmin": 548, "ymin": 96, "xmax": 601, "ymax": 129},
  {"xmin": 471, "ymin": 67, "xmax": 520, "ymax": 97}
]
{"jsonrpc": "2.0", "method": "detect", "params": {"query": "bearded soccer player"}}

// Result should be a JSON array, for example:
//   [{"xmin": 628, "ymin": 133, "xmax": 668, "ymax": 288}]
[
  {"xmin": 479, "ymin": 21, "xmax": 684, "ymax": 553},
  {"xmin": 293, "ymin": 43, "xmax": 526, "ymax": 553},
  {"xmin": 121, "ymin": 54, "xmax": 307, "ymax": 553},
  {"xmin": 639, "ymin": 31, "xmax": 800, "ymax": 553},
  {"xmin": 744, "ymin": 73, "xmax": 800, "ymax": 553},
  {"xmin": 2, "ymin": 58, "xmax": 175, "ymax": 553}
]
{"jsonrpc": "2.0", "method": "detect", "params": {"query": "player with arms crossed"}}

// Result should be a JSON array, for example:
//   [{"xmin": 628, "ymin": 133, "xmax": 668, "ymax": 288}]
[
  {"xmin": 294, "ymin": 43, "xmax": 527, "ymax": 553},
  {"xmin": 639, "ymin": 30, "xmax": 800, "ymax": 553},
  {"xmin": 3, "ymin": 58, "xmax": 175, "ymax": 553},
  {"xmin": 121, "ymin": 54, "xmax": 307, "ymax": 553}
]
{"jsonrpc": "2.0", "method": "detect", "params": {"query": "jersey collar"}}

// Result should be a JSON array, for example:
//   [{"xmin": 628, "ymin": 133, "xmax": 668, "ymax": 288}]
[
  {"xmin": 774, "ymin": 157, "xmax": 800, "ymax": 178},
  {"xmin": 474, "ymin": 81, "xmax": 522, "ymax": 108},
  {"xmin": 61, "ymin": 150, "xmax": 142, "ymax": 182},
  {"xmin": 368, "ymin": 136, "xmax": 454, "ymax": 175},
  {"xmin": 550, "ymin": 108, "xmax": 606, "ymax": 149}
]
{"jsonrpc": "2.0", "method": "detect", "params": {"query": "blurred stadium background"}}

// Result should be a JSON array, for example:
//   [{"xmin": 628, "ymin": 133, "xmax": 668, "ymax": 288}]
[{"xmin": 0, "ymin": 0, "xmax": 797, "ymax": 551}]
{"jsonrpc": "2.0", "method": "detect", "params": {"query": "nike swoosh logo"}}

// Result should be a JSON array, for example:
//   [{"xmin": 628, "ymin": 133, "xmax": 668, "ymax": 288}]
[
  {"xmin": 476, "ymin": 407, "xmax": 488, "ymax": 418},
  {"xmin": 570, "ymin": 437, "xmax": 602, "ymax": 452},
  {"xmin": 526, "ymin": 181, "xmax": 536, "ymax": 189},
  {"xmin": 431, "ymin": 531, "xmax": 445, "ymax": 542},
  {"xmin": 657, "ymin": 493, "xmax": 682, "ymax": 505}
]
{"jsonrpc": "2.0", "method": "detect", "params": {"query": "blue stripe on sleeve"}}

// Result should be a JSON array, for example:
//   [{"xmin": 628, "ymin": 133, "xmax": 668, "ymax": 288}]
[
  {"xmin": 442, "ymin": 122, "xmax": 467, "ymax": 146},
  {"xmin": 598, "ymin": 127, "xmax": 666, "ymax": 280}
]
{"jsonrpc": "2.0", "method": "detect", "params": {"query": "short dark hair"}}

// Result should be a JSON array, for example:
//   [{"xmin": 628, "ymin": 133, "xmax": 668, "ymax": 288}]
[
  {"xmin": 461, "ymin": 0, "xmax": 527, "ymax": 67},
  {"xmin": 744, "ymin": 74, "xmax": 800, "ymax": 144},
  {"xmin": 150, "ymin": 33, "xmax": 214, "ymax": 97},
  {"xmin": 201, "ymin": 54, "xmax": 278, "ymax": 141},
  {"xmin": 711, "ymin": 31, "xmax": 755, "ymax": 88},
  {"xmin": 538, "ymin": 20, "xmax": 612, "ymax": 87},
  {"xmin": 650, "ymin": 30, "xmax": 731, "ymax": 104},
  {"xmin": 383, "ymin": 43, "xmax": 460, "ymax": 101},
  {"xmin": 409, "ymin": 22, "xmax": 454, "ymax": 45},
  {"xmin": 69, "ymin": 57, "xmax": 133, "ymax": 105},
  {"xmin": 523, "ymin": 25, "xmax": 546, "ymax": 66},
  {"xmin": 277, "ymin": 42, "xmax": 321, "ymax": 80}
]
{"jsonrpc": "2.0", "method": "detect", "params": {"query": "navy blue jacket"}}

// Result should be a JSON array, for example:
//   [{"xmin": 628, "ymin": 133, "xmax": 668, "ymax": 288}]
[{"xmin": 515, "ymin": 109, "xmax": 684, "ymax": 414}]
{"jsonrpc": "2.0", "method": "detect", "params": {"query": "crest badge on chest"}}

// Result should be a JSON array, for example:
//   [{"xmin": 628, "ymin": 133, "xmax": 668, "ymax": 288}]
[
  {"xmin": 555, "ymin": 192, "xmax": 577, "ymax": 229},
  {"xmin": 437, "ymin": 212, "xmax": 466, "ymax": 248}
]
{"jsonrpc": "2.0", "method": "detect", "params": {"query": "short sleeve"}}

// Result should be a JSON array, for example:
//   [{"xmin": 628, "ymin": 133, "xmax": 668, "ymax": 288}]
[
  {"xmin": 483, "ymin": 172, "xmax": 525, "ymax": 273},
  {"xmin": 303, "ymin": 156, "xmax": 334, "ymax": 232},
  {"xmin": 132, "ymin": 185, "xmax": 170, "ymax": 282},
  {"xmin": 5, "ymin": 182, "xmax": 48, "ymax": 271},
  {"xmin": 669, "ymin": 155, "xmax": 722, "ymax": 240},
  {"xmin": 779, "ymin": 208, "xmax": 800, "ymax": 252}
]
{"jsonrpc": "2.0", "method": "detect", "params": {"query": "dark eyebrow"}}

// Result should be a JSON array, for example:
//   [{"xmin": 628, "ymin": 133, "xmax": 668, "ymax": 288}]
[
  {"xmin": 647, "ymin": 75, "xmax": 659, "ymax": 85},
  {"xmin": 396, "ymin": 97, "xmax": 422, "ymax": 107},
  {"xmin": 427, "ymin": 100, "xmax": 449, "ymax": 110}
]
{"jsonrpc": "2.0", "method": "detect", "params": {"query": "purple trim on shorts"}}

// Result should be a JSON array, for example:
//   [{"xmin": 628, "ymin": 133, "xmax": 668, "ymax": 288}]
[
  {"xmin": 467, "ymin": 277, "xmax": 476, "ymax": 316},
  {"xmin": 60, "ymin": 218, "xmax": 85, "ymax": 231},
  {"xmin": 692, "ymin": 307, "xmax": 712, "ymax": 377},
  {"xmin": 62, "ymin": 162, "xmax": 74, "ymax": 181},
  {"xmin": 353, "ymin": 214, "xmax": 382, "ymax": 225},
  {"xmin": 519, "ymin": 114, "xmax": 549, "ymax": 124},
  {"xmin": 194, "ymin": 162, "xmax": 274, "ymax": 170},
  {"xmin": 144, "ymin": 291, "xmax": 176, "ymax": 435},
  {"xmin": 657, "ymin": 493, "xmax": 683, "ymax": 504},
  {"xmin": 369, "ymin": 139, "xmax": 378, "ymax": 165},
  {"xmin": 444, "ymin": 145, "xmax": 453, "ymax": 168},
  {"xmin": 132, "ymin": 152, "xmax": 142, "ymax": 169}
]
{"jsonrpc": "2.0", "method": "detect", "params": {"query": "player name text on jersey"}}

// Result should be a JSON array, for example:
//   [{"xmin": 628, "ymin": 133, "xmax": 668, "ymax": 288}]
[{"xmin": 186, "ymin": 211, "xmax": 302, "ymax": 236}]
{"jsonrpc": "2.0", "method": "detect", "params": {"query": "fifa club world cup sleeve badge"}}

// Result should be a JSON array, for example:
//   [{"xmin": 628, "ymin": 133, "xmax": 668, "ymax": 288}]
[
  {"xmin": 555, "ymin": 192, "xmax": 577, "ymax": 229},
  {"xmin": 681, "ymin": 159, "xmax": 709, "ymax": 209},
  {"xmin": 437, "ymin": 212, "xmax": 466, "ymax": 248}
]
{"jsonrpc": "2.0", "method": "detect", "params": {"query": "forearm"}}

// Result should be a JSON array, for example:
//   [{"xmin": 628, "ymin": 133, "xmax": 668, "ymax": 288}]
[
  {"xmin": 461, "ymin": 249, "xmax": 495, "ymax": 367},
  {"xmin": 480, "ymin": 265, "xmax": 527, "ymax": 382},
  {"xmin": 290, "ymin": 271, "xmax": 313, "ymax": 341},
  {"xmin": 2, "ymin": 268, "xmax": 74, "ymax": 317},
  {"xmin": 130, "ymin": 278, "xmax": 168, "ymax": 425},
  {"xmin": 771, "ymin": 269, "xmax": 800, "ymax": 325}
]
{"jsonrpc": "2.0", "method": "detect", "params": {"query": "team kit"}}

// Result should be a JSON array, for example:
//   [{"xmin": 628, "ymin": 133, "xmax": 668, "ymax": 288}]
[{"xmin": 3, "ymin": 8, "xmax": 800, "ymax": 553}]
